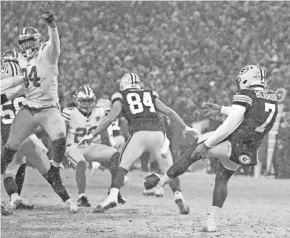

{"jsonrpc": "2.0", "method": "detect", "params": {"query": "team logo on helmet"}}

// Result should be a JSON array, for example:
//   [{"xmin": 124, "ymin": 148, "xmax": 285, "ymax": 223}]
[
  {"xmin": 119, "ymin": 73, "xmax": 141, "ymax": 91},
  {"xmin": 238, "ymin": 66, "xmax": 250, "ymax": 75},
  {"xmin": 238, "ymin": 155, "xmax": 251, "ymax": 165}
]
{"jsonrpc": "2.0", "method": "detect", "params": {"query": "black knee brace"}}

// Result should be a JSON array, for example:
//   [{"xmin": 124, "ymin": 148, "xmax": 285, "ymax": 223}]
[
  {"xmin": 1, "ymin": 146, "xmax": 17, "ymax": 174},
  {"xmin": 51, "ymin": 138, "xmax": 66, "ymax": 164}
]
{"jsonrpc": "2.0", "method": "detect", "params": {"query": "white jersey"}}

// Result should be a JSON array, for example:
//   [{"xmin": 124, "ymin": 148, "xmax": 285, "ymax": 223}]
[
  {"xmin": 62, "ymin": 107, "xmax": 106, "ymax": 146},
  {"xmin": 17, "ymin": 27, "xmax": 60, "ymax": 108}
]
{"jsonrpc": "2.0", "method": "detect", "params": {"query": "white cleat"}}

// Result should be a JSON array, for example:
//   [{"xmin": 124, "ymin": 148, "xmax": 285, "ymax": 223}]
[
  {"xmin": 174, "ymin": 191, "xmax": 190, "ymax": 215},
  {"xmin": 9, "ymin": 195, "xmax": 22, "ymax": 210},
  {"xmin": 143, "ymin": 187, "xmax": 164, "ymax": 197},
  {"xmin": 94, "ymin": 194, "xmax": 118, "ymax": 213},
  {"xmin": 201, "ymin": 217, "xmax": 217, "ymax": 232},
  {"xmin": 65, "ymin": 199, "xmax": 79, "ymax": 213}
]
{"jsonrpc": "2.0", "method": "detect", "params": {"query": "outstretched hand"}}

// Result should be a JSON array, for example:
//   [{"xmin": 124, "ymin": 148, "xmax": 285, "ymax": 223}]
[
  {"xmin": 39, "ymin": 2, "xmax": 54, "ymax": 24},
  {"xmin": 201, "ymin": 101, "xmax": 221, "ymax": 117}
]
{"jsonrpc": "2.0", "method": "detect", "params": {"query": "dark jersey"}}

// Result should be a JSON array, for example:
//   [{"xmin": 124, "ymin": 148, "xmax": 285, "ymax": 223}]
[
  {"xmin": 111, "ymin": 89, "xmax": 165, "ymax": 133},
  {"xmin": 229, "ymin": 88, "xmax": 278, "ymax": 150},
  {"xmin": 1, "ymin": 96, "xmax": 25, "ymax": 143}
]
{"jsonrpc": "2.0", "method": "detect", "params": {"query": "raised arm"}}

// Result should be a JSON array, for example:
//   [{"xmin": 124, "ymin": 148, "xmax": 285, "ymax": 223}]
[{"xmin": 39, "ymin": 3, "xmax": 60, "ymax": 65}]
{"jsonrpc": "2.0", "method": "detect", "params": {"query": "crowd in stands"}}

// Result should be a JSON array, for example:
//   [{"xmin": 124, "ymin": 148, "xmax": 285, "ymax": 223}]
[{"xmin": 2, "ymin": 1, "xmax": 289, "ymax": 146}]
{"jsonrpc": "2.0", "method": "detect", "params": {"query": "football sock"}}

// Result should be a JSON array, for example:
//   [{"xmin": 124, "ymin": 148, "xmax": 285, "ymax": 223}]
[
  {"xmin": 51, "ymin": 137, "xmax": 66, "ymax": 164},
  {"xmin": 111, "ymin": 167, "xmax": 128, "ymax": 189},
  {"xmin": 212, "ymin": 162, "xmax": 235, "ymax": 208},
  {"xmin": 166, "ymin": 141, "xmax": 200, "ymax": 179},
  {"xmin": 1, "ymin": 146, "xmax": 17, "ymax": 174},
  {"xmin": 76, "ymin": 161, "xmax": 86, "ymax": 195},
  {"xmin": 168, "ymin": 177, "xmax": 181, "ymax": 193},
  {"xmin": 209, "ymin": 206, "xmax": 221, "ymax": 219},
  {"xmin": 109, "ymin": 152, "xmax": 120, "ymax": 188},
  {"xmin": 15, "ymin": 163, "xmax": 27, "ymax": 195},
  {"xmin": 3, "ymin": 176, "xmax": 18, "ymax": 197},
  {"xmin": 43, "ymin": 164, "xmax": 70, "ymax": 202}
]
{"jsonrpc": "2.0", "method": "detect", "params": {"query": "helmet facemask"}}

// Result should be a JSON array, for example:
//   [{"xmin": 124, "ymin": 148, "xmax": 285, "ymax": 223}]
[
  {"xmin": 19, "ymin": 38, "xmax": 40, "ymax": 60},
  {"xmin": 19, "ymin": 27, "xmax": 41, "ymax": 60},
  {"xmin": 74, "ymin": 86, "xmax": 96, "ymax": 114}
]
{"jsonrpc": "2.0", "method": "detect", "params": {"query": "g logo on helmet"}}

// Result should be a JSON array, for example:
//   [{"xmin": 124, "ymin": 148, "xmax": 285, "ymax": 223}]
[
  {"xmin": 238, "ymin": 155, "xmax": 251, "ymax": 165},
  {"xmin": 239, "ymin": 66, "xmax": 249, "ymax": 75}
]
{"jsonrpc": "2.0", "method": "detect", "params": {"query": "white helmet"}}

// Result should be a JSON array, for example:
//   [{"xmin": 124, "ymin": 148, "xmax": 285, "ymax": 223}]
[
  {"xmin": 236, "ymin": 65, "xmax": 266, "ymax": 90},
  {"xmin": 96, "ymin": 98, "xmax": 111, "ymax": 114},
  {"xmin": 119, "ymin": 73, "xmax": 141, "ymax": 91},
  {"xmin": 73, "ymin": 85, "xmax": 96, "ymax": 113}
]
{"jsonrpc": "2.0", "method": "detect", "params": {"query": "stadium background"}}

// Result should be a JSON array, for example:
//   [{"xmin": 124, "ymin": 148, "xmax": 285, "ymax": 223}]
[
  {"xmin": 1, "ymin": 1, "xmax": 289, "ymax": 176},
  {"xmin": 1, "ymin": 2, "xmax": 290, "ymax": 238}
]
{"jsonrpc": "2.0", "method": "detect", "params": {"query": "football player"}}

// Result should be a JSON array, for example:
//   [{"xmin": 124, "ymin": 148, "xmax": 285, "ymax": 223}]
[
  {"xmin": 1, "ymin": 51, "xmax": 78, "ymax": 213},
  {"xmin": 78, "ymin": 73, "xmax": 198, "ymax": 213},
  {"xmin": 1, "ymin": 3, "xmax": 77, "ymax": 212},
  {"xmin": 96, "ymin": 98, "xmax": 126, "ymax": 152},
  {"xmin": 145, "ymin": 65, "xmax": 278, "ymax": 232},
  {"xmin": 1, "ymin": 50, "xmax": 32, "ymax": 214},
  {"xmin": 62, "ymin": 86, "xmax": 123, "ymax": 207}
]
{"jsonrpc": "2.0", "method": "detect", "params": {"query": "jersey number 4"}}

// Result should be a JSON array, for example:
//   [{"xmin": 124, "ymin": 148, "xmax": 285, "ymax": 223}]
[
  {"xmin": 22, "ymin": 66, "xmax": 41, "ymax": 88},
  {"xmin": 255, "ymin": 102, "xmax": 276, "ymax": 133},
  {"xmin": 127, "ymin": 92, "xmax": 156, "ymax": 114}
]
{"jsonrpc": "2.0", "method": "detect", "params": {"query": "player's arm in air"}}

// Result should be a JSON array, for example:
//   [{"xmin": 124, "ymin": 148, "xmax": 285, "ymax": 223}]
[
  {"xmin": 39, "ymin": 2, "xmax": 60, "ymax": 65},
  {"xmin": 192, "ymin": 91, "xmax": 251, "ymax": 156},
  {"xmin": 154, "ymin": 93, "xmax": 198, "ymax": 138},
  {"xmin": 77, "ymin": 95, "xmax": 123, "ymax": 145}
]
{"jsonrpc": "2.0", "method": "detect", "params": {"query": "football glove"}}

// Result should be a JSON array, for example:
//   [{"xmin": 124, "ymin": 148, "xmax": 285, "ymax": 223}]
[{"xmin": 39, "ymin": 2, "xmax": 54, "ymax": 24}]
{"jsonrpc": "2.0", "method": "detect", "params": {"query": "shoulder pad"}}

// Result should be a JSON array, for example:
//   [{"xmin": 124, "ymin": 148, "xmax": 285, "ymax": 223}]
[
  {"xmin": 233, "ymin": 89, "xmax": 253, "ymax": 107},
  {"xmin": 111, "ymin": 92, "xmax": 123, "ymax": 102},
  {"xmin": 152, "ymin": 91, "xmax": 160, "ymax": 98},
  {"xmin": 62, "ymin": 107, "xmax": 72, "ymax": 121},
  {"xmin": 41, "ymin": 42, "xmax": 48, "ymax": 51},
  {"xmin": 235, "ymin": 89, "xmax": 253, "ymax": 97}
]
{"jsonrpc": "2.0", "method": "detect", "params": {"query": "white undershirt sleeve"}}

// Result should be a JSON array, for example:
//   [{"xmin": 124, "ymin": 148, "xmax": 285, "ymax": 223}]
[{"xmin": 204, "ymin": 104, "xmax": 246, "ymax": 148}]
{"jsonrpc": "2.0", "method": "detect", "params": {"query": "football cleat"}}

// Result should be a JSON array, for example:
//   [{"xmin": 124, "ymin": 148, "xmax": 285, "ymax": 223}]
[
  {"xmin": 143, "ymin": 187, "xmax": 164, "ymax": 197},
  {"xmin": 77, "ymin": 195, "xmax": 91, "ymax": 207},
  {"xmin": 201, "ymin": 217, "xmax": 217, "ymax": 232},
  {"xmin": 1, "ymin": 203, "xmax": 13, "ymax": 216},
  {"xmin": 174, "ymin": 191, "xmax": 190, "ymax": 215},
  {"xmin": 16, "ymin": 200, "xmax": 34, "ymax": 210},
  {"xmin": 65, "ymin": 199, "xmax": 79, "ymax": 213},
  {"xmin": 94, "ymin": 193, "xmax": 118, "ymax": 213},
  {"xmin": 117, "ymin": 192, "xmax": 126, "ymax": 205},
  {"xmin": 9, "ymin": 195, "xmax": 22, "ymax": 210},
  {"xmin": 92, "ymin": 205, "xmax": 105, "ymax": 213}
]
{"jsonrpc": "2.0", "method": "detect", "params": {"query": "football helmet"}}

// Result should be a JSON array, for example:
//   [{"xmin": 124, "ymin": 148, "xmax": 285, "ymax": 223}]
[
  {"xmin": 236, "ymin": 65, "xmax": 266, "ymax": 90},
  {"xmin": 73, "ymin": 85, "xmax": 96, "ymax": 113},
  {"xmin": 2, "ymin": 50, "xmax": 19, "ymax": 63},
  {"xmin": 18, "ymin": 27, "xmax": 41, "ymax": 59},
  {"xmin": 96, "ymin": 99, "xmax": 111, "ymax": 115},
  {"xmin": 119, "ymin": 73, "xmax": 141, "ymax": 91}
]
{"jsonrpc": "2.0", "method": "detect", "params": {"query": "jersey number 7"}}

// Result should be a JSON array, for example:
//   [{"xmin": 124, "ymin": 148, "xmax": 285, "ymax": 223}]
[
  {"xmin": 255, "ymin": 102, "xmax": 276, "ymax": 133},
  {"xmin": 22, "ymin": 66, "xmax": 41, "ymax": 88}
]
